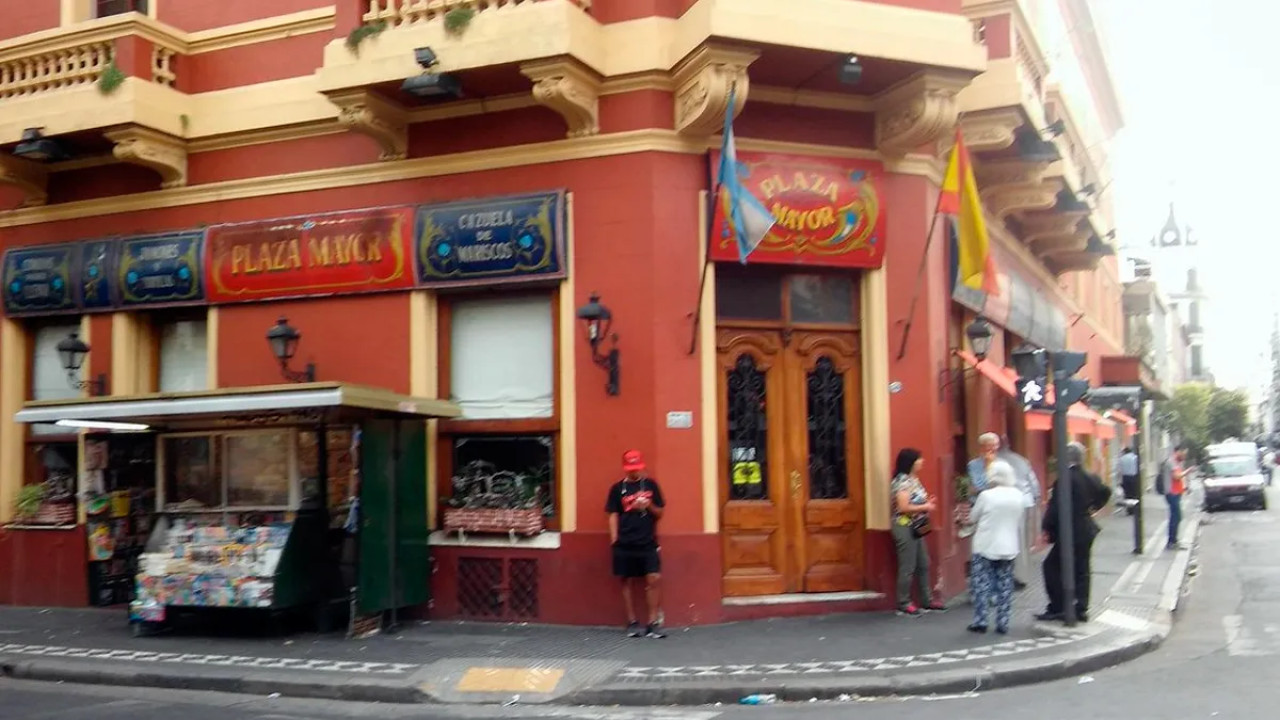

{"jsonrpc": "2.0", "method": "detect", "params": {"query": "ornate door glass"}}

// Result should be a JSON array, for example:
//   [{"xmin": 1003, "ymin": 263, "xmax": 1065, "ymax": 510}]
[
  {"xmin": 726, "ymin": 353, "xmax": 769, "ymax": 500},
  {"xmin": 806, "ymin": 356, "xmax": 848, "ymax": 500}
]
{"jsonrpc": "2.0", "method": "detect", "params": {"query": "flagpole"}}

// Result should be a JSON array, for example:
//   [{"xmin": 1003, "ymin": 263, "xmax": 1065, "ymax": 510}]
[
  {"xmin": 895, "ymin": 190, "xmax": 946, "ymax": 361},
  {"xmin": 688, "ymin": 182, "xmax": 718, "ymax": 355}
]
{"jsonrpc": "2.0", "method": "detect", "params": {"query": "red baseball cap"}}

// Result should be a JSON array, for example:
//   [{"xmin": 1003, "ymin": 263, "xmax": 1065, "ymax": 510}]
[{"xmin": 622, "ymin": 450, "xmax": 646, "ymax": 472}]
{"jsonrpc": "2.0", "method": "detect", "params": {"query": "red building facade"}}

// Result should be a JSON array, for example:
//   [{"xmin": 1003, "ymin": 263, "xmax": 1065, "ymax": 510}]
[{"xmin": 0, "ymin": 0, "xmax": 1126, "ymax": 626}]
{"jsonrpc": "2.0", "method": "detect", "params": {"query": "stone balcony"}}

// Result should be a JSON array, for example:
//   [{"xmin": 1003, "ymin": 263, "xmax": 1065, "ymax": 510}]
[
  {"xmin": 957, "ymin": 0, "xmax": 1113, "ymax": 274},
  {"xmin": 316, "ymin": 0, "xmax": 985, "ymax": 158},
  {"xmin": 0, "ymin": 13, "xmax": 193, "ymax": 205}
]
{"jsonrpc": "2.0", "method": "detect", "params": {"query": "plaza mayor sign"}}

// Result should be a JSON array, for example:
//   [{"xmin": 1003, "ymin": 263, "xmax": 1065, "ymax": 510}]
[
  {"xmin": 709, "ymin": 152, "xmax": 887, "ymax": 269},
  {"xmin": 204, "ymin": 207, "xmax": 416, "ymax": 303}
]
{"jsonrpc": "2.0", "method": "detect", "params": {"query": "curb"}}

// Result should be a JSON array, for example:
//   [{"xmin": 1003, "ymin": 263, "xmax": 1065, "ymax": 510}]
[
  {"xmin": 560, "ymin": 627, "xmax": 1168, "ymax": 706},
  {"xmin": 0, "ymin": 659, "xmax": 430, "ymax": 704}
]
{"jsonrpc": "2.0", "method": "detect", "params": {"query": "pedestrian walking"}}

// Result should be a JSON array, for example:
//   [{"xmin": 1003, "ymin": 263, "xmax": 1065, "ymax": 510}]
[
  {"xmin": 967, "ymin": 460, "xmax": 1025, "ymax": 634},
  {"xmin": 1037, "ymin": 442, "xmax": 1111, "ymax": 623},
  {"xmin": 890, "ymin": 448, "xmax": 946, "ymax": 616},
  {"xmin": 1119, "ymin": 446, "xmax": 1140, "ymax": 515},
  {"xmin": 605, "ymin": 450, "xmax": 667, "ymax": 638},
  {"xmin": 997, "ymin": 436, "xmax": 1041, "ymax": 590}
]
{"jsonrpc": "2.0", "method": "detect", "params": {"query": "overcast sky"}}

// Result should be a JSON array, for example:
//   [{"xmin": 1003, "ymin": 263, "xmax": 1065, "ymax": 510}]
[{"xmin": 1095, "ymin": 0, "xmax": 1280, "ymax": 394}]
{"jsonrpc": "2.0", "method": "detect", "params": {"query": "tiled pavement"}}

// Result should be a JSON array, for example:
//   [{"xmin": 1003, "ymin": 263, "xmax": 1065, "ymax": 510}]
[{"xmin": 0, "ymin": 490, "xmax": 1197, "ymax": 703}]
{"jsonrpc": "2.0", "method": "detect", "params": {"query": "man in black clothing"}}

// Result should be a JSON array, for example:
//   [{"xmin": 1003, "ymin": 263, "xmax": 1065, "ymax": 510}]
[
  {"xmin": 1037, "ymin": 442, "xmax": 1112, "ymax": 623},
  {"xmin": 605, "ymin": 450, "xmax": 666, "ymax": 638}
]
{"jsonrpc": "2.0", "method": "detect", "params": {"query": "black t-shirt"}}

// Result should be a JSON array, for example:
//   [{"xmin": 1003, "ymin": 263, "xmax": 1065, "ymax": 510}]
[{"xmin": 605, "ymin": 477, "xmax": 665, "ymax": 549}]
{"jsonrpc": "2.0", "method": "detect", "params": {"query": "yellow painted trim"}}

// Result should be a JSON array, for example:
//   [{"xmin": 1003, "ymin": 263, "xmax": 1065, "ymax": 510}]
[
  {"xmin": 0, "ymin": 131, "xmax": 945, "ymax": 229},
  {"xmin": 599, "ymin": 71, "xmax": 673, "ymax": 96},
  {"xmin": 79, "ymin": 315, "xmax": 91, "ymax": 398},
  {"xmin": 559, "ymin": 193, "xmax": 578, "ymax": 533},
  {"xmin": 750, "ymin": 85, "xmax": 874, "ymax": 113},
  {"xmin": 206, "ymin": 306, "xmax": 219, "ymax": 388},
  {"xmin": 698, "ymin": 191, "xmax": 718, "ymax": 534},
  {"xmin": 405, "ymin": 93, "xmax": 538, "ymax": 123},
  {"xmin": 185, "ymin": 8, "xmax": 337, "ymax": 54},
  {"xmin": 60, "ymin": 0, "xmax": 91, "ymax": 27},
  {"xmin": 76, "ymin": 431, "xmax": 87, "ymax": 525},
  {"xmin": 0, "ymin": 318, "xmax": 27, "ymax": 524},
  {"xmin": 408, "ymin": 290, "xmax": 439, "ymax": 530},
  {"xmin": 110, "ymin": 313, "xmax": 138, "ymax": 396},
  {"xmin": 187, "ymin": 121, "xmax": 344, "ymax": 154},
  {"xmin": 861, "ymin": 267, "xmax": 890, "ymax": 531}
]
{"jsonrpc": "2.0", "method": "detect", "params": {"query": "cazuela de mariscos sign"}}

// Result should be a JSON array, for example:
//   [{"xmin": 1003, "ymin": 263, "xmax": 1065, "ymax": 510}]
[{"xmin": 709, "ymin": 152, "xmax": 887, "ymax": 269}]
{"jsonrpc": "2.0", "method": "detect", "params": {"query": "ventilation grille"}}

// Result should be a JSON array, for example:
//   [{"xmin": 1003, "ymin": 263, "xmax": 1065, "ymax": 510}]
[{"xmin": 456, "ymin": 556, "xmax": 539, "ymax": 621}]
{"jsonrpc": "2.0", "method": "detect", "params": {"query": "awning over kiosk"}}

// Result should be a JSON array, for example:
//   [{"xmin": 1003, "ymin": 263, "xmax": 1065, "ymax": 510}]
[{"xmin": 14, "ymin": 382, "xmax": 460, "ymax": 428}]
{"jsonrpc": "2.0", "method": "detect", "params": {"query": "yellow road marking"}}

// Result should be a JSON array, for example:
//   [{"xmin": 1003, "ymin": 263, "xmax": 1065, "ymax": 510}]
[{"xmin": 455, "ymin": 666, "xmax": 565, "ymax": 693}]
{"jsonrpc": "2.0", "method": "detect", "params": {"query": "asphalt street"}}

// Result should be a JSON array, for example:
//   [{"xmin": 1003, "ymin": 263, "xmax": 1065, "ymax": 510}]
[{"xmin": 3, "ymin": 484, "xmax": 1275, "ymax": 719}]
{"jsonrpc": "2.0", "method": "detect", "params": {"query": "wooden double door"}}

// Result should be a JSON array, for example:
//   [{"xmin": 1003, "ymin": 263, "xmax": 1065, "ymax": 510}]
[{"xmin": 718, "ymin": 328, "xmax": 866, "ymax": 596}]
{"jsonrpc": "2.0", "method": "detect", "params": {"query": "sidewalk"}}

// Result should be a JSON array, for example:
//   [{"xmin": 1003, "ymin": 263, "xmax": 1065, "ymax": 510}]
[{"xmin": 0, "ymin": 493, "xmax": 1200, "ymax": 705}]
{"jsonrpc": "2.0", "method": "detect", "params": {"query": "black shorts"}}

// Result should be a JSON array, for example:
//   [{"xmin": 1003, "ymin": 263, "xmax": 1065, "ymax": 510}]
[{"xmin": 612, "ymin": 545, "xmax": 661, "ymax": 578}]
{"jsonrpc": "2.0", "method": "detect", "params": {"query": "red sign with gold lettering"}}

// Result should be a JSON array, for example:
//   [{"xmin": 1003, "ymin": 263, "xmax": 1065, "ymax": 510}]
[
  {"xmin": 205, "ymin": 207, "xmax": 416, "ymax": 303},
  {"xmin": 709, "ymin": 152, "xmax": 886, "ymax": 268}
]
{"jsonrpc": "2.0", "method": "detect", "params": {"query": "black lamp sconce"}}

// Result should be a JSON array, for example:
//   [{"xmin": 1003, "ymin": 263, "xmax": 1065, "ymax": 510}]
[
  {"xmin": 576, "ymin": 292, "xmax": 619, "ymax": 396},
  {"xmin": 937, "ymin": 316, "xmax": 994, "ymax": 402},
  {"xmin": 56, "ymin": 332, "xmax": 107, "ymax": 396},
  {"xmin": 266, "ymin": 316, "xmax": 316, "ymax": 383}
]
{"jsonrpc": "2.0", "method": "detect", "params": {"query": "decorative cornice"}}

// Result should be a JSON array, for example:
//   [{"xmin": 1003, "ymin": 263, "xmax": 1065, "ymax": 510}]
[
  {"xmin": 325, "ymin": 89, "xmax": 407, "ymax": 161},
  {"xmin": 874, "ymin": 69, "xmax": 972, "ymax": 156},
  {"xmin": 1023, "ymin": 211, "xmax": 1090, "ymax": 256},
  {"xmin": 105, "ymin": 126, "xmax": 187, "ymax": 189},
  {"xmin": 1048, "ymin": 251, "xmax": 1101, "ymax": 274},
  {"xmin": 671, "ymin": 43, "xmax": 759, "ymax": 136},
  {"xmin": 975, "ymin": 158, "xmax": 1046, "ymax": 190},
  {"xmin": 521, "ymin": 58, "xmax": 603, "ymax": 139},
  {"xmin": 0, "ymin": 155, "xmax": 48, "ymax": 207},
  {"xmin": 958, "ymin": 109, "xmax": 1024, "ymax": 153}
]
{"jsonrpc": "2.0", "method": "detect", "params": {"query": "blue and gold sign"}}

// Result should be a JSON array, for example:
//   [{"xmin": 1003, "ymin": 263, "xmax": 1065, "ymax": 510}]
[
  {"xmin": 415, "ymin": 191, "xmax": 566, "ymax": 288},
  {"xmin": 80, "ymin": 240, "xmax": 117, "ymax": 311},
  {"xmin": 118, "ymin": 232, "xmax": 204, "ymax": 306},
  {"xmin": 3, "ymin": 245, "xmax": 78, "ymax": 315}
]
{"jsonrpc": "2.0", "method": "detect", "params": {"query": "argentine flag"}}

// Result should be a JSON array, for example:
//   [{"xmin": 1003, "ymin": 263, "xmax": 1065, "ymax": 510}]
[{"xmin": 718, "ymin": 87, "xmax": 776, "ymax": 264}]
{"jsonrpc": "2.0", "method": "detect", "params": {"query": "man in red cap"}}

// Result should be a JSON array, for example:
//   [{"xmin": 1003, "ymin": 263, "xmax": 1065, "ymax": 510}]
[{"xmin": 605, "ymin": 449, "xmax": 667, "ymax": 638}]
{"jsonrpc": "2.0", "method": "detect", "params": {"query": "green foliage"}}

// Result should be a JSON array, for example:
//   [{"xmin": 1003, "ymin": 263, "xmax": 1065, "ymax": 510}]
[
  {"xmin": 1207, "ymin": 387, "xmax": 1249, "ymax": 444},
  {"xmin": 15, "ymin": 484, "xmax": 45, "ymax": 518},
  {"xmin": 345, "ymin": 20, "xmax": 387, "ymax": 55},
  {"xmin": 953, "ymin": 474, "xmax": 971, "ymax": 502},
  {"xmin": 1162, "ymin": 383, "xmax": 1212, "ymax": 460},
  {"xmin": 97, "ymin": 60, "xmax": 125, "ymax": 95},
  {"xmin": 444, "ymin": 6, "xmax": 476, "ymax": 35}
]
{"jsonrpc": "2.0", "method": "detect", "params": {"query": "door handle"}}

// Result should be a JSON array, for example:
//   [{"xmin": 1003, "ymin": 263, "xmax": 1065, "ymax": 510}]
[{"xmin": 790, "ymin": 470, "xmax": 802, "ymax": 498}]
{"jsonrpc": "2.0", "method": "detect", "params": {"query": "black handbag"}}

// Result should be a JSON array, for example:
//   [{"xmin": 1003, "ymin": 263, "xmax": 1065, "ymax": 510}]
[{"xmin": 910, "ymin": 513, "xmax": 933, "ymax": 538}]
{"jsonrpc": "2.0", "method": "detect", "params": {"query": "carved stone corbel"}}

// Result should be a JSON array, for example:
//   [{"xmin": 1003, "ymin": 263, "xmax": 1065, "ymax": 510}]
[
  {"xmin": 521, "ymin": 58, "xmax": 602, "ymax": 139},
  {"xmin": 1022, "ymin": 212, "xmax": 1090, "ymax": 256},
  {"xmin": 974, "ymin": 161, "xmax": 1056, "ymax": 220},
  {"xmin": 105, "ymin": 127, "xmax": 187, "ymax": 189},
  {"xmin": 958, "ymin": 109, "xmax": 1024, "ymax": 153},
  {"xmin": 0, "ymin": 155, "xmax": 49, "ymax": 207},
  {"xmin": 326, "ymin": 89, "xmax": 407, "ymax": 161},
  {"xmin": 874, "ymin": 70, "xmax": 972, "ymax": 156},
  {"xmin": 671, "ymin": 44, "xmax": 758, "ymax": 136}
]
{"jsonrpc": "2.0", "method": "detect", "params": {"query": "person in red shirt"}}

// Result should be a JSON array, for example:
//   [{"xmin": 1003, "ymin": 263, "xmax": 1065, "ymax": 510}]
[{"xmin": 605, "ymin": 450, "xmax": 667, "ymax": 638}]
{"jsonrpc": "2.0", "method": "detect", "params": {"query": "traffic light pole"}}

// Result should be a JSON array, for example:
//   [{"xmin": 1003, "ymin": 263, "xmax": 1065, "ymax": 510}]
[{"xmin": 1053, "ymin": 394, "xmax": 1077, "ymax": 628}]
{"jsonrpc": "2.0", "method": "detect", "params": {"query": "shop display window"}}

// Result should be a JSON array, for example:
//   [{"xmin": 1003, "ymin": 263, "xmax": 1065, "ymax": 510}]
[
  {"xmin": 161, "ymin": 435, "xmax": 221, "ymax": 510},
  {"xmin": 448, "ymin": 435, "xmax": 555, "ymax": 517},
  {"xmin": 225, "ymin": 431, "xmax": 293, "ymax": 507}
]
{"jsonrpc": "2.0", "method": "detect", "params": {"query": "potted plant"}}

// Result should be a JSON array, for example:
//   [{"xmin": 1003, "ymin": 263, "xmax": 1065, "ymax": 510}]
[
  {"xmin": 442, "ymin": 461, "xmax": 545, "ymax": 541},
  {"xmin": 15, "ymin": 484, "xmax": 44, "ymax": 522}
]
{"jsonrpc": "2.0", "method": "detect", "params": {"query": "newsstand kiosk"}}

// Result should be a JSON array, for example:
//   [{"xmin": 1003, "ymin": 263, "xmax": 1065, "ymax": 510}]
[{"xmin": 15, "ymin": 383, "xmax": 459, "ymax": 636}]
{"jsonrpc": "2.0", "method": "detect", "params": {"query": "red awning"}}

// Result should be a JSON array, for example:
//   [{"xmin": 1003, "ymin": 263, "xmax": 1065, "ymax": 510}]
[
  {"xmin": 1026, "ymin": 403, "xmax": 1102, "ymax": 435},
  {"xmin": 1097, "ymin": 419, "xmax": 1116, "ymax": 440},
  {"xmin": 955, "ymin": 350, "xmax": 1018, "ymax": 398},
  {"xmin": 1108, "ymin": 410, "xmax": 1138, "ymax": 436}
]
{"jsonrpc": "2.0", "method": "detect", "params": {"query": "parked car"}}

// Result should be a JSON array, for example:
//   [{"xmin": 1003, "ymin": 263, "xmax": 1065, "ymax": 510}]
[
  {"xmin": 1202, "ymin": 454, "xmax": 1268, "ymax": 512},
  {"xmin": 1206, "ymin": 441, "xmax": 1270, "ymax": 483}
]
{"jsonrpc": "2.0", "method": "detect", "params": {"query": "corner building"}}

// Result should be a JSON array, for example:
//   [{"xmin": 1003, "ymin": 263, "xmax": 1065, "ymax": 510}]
[{"xmin": 0, "ymin": 0, "xmax": 1125, "ymax": 626}]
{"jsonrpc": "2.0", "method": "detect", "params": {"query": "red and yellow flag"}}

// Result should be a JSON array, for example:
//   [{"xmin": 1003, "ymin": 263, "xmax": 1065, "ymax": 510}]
[{"xmin": 939, "ymin": 130, "xmax": 998, "ymax": 294}]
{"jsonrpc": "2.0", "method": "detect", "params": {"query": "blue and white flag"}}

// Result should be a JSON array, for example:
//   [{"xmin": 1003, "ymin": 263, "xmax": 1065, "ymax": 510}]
[{"xmin": 717, "ymin": 87, "xmax": 775, "ymax": 264}]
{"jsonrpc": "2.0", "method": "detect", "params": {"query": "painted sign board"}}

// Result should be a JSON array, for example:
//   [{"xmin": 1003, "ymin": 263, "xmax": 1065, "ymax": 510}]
[
  {"xmin": 118, "ymin": 231, "xmax": 205, "ymax": 307},
  {"xmin": 3, "ymin": 244, "xmax": 82, "ymax": 316},
  {"xmin": 708, "ymin": 152, "xmax": 886, "ymax": 268},
  {"xmin": 204, "ymin": 207, "xmax": 416, "ymax": 304},
  {"xmin": 415, "ymin": 191, "xmax": 566, "ymax": 289}
]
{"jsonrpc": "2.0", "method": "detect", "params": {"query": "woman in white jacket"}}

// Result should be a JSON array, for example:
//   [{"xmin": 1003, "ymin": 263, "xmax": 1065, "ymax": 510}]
[{"xmin": 968, "ymin": 459, "xmax": 1025, "ymax": 634}]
